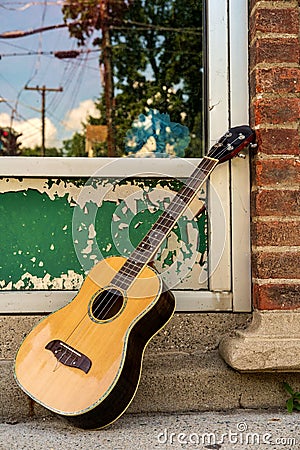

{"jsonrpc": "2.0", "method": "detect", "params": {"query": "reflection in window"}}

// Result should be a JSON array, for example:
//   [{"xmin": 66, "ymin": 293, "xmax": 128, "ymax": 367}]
[{"xmin": 63, "ymin": 0, "xmax": 205, "ymax": 157}]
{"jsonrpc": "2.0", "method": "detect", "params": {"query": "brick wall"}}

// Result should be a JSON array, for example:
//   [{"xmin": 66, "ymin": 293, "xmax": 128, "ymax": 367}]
[{"xmin": 250, "ymin": 0, "xmax": 300, "ymax": 310}]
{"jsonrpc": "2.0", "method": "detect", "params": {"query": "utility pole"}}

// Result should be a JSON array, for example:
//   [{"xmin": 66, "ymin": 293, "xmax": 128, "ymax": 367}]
[
  {"xmin": 25, "ymin": 85, "xmax": 63, "ymax": 156},
  {"xmin": 100, "ymin": 0, "xmax": 116, "ymax": 157}
]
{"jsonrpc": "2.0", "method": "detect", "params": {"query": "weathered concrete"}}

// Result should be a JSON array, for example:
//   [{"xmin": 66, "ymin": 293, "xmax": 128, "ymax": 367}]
[
  {"xmin": 1, "ymin": 312, "xmax": 300, "ymax": 423},
  {"xmin": 131, "ymin": 351, "xmax": 300, "ymax": 413},
  {"xmin": 0, "ymin": 410, "xmax": 299, "ymax": 450},
  {"xmin": 219, "ymin": 310, "xmax": 300, "ymax": 372},
  {"xmin": 0, "ymin": 312, "xmax": 252, "ymax": 359}
]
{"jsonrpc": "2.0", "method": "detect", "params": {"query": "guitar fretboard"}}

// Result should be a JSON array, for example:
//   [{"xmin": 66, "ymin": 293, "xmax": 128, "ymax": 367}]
[{"xmin": 112, "ymin": 156, "xmax": 218, "ymax": 290}]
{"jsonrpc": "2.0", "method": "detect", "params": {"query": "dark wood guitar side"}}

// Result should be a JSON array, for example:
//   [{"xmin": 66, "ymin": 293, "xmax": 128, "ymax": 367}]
[{"xmin": 14, "ymin": 126, "xmax": 255, "ymax": 429}]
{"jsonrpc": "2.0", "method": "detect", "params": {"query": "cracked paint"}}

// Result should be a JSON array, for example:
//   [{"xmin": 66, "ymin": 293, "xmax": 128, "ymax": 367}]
[{"xmin": 0, "ymin": 177, "xmax": 208, "ymax": 291}]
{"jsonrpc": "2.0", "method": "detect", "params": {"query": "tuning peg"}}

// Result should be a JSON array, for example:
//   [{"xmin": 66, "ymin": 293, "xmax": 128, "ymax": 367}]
[
  {"xmin": 237, "ymin": 152, "xmax": 246, "ymax": 159},
  {"xmin": 250, "ymin": 142, "xmax": 258, "ymax": 148}
]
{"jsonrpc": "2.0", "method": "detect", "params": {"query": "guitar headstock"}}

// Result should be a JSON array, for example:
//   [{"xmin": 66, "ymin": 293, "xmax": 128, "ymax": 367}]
[{"xmin": 208, "ymin": 125, "xmax": 256, "ymax": 163}]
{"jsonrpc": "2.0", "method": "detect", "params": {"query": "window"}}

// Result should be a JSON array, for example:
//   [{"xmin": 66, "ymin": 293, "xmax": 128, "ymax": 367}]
[
  {"xmin": 68, "ymin": 0, "xmax": 206, "ymax": 158},
  {"xmin": 0, "ymin": 0, "xmax": 251, "ymax": 313}
]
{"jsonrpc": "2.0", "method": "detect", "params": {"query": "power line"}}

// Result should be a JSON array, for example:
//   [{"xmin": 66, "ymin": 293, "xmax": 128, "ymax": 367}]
[
  {"xmin": 0, "ymin": 46, "xmax": 201, "ymax": 59},
  {"xmin": 0, "ymin": 1, "xmax": 64, "ymax": 11},
  {"xmin": 0, "ymin": 19, "xmax": 201, "ymax": 40},
  {"xmin": 0, "ymin": 40, "xmax": 37, "ymax": 54},
  {"xmin": 0, "ymin": 1, "xmax": 97, "ymax": 10},
  {"xmin": 25, "ymin": 0, "xmax": 47, "ymax": 92},
  {"xmin": 47, "ymin": 6, "xmax": 100, "ymax": 128},
  {"xmin": 0, "ymin": 48, "xmax": 99, "ymax": 58},
  {"xmin": 0, "ymin": 16, "xmax": 98, "ymax": 139},
  {"xmin": 45, "ymin": 7, "xmax": 99, "ymax": 120},
  {"xmin": 58, "ymin": 45, "xmax": 92, "ymax": 123}
]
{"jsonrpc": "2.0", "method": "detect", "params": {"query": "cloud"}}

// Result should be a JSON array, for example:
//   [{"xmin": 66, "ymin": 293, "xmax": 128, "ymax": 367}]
[
  {"xmin": 0, "ymin": 113, "xmax": 11, "ymax": 128},
  {"xmin": 18, "ymin": 117, "xmax": 58, "ymax": 148},
  {"xmin": 63, "ymin": 99, "xmax": 100, "ymax": 131},
  {"xmin": 0, "ymin": 112, "xmax": 58, "ymax": 148},
  {"xmin": 0, "ymin": 98, "xmax": 100, "ymax": 149}
]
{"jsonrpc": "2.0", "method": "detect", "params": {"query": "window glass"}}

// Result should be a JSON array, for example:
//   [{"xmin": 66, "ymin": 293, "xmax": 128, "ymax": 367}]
[
  {"xmin": 0, "ymin": 1, "xmax": 205, "ymax": 158},
  {"xmin": 74, "ymin": 0, "xmax": 206, "ymax": 157}
]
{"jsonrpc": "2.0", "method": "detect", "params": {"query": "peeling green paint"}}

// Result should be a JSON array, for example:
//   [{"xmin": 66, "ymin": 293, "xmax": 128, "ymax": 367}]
[
  {"xmin": 0, "ymin": 190, "xmax": 83, "ymax": 290},
  {"xmin": 0, "ymin": 177, "xmax": 208, "ymax": 291}
]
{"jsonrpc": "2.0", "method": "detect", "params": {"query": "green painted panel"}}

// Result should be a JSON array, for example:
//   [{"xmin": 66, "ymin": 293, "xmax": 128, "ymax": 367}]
[
  {"xmin": 0, "ymin": 190, "xmax": 82, "ymax": 289},
  {"xmin": 0, "ymin": 177, "xmax": 207, "ymax": 290}
]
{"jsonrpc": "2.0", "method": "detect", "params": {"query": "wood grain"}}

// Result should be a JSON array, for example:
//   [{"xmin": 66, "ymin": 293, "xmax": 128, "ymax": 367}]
[{"xmin": 15, "ymin": 256, "xmax": 175, "ymax": 425}]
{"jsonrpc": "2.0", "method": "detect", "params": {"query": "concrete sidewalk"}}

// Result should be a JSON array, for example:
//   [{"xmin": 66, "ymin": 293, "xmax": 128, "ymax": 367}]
[{"xmin": 0, "ymin": 409, "xmax": 298, "ymax": 450}]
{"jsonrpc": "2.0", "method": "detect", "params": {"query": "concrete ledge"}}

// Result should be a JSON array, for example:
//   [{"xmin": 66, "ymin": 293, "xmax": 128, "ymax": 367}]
[
  {"xmin": 1, "ymin": 312, "xmax": 250, "ymax": 421},
  {"xmin": 131, "ymin": 350, "xmax": 300, "ymax": 413},
  {"xmin": 2, "ymin": 351, "xmax": 300, "ymax": 422},
  {"xmin": 0, "ymin": 313, "xmax": 251, "ymax": 359},
  {"xmin": 2, "ymin": 312, "xmax": 300, "ymax": 422},
  {"xmin": 219, "ymin": 310, "xmax": 300, "ymax": 372}
]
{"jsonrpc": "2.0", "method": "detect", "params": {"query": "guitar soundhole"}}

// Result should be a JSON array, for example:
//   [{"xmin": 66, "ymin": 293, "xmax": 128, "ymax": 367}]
[{"xmin": 90, "ymin": 288, "xmax": 125, "ymax": 321}]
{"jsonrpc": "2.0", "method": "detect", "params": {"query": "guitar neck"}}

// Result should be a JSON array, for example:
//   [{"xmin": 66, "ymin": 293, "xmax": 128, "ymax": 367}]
[{"xmin": 112, "ymin": 156, "xmax": 218, "ymax": 290}]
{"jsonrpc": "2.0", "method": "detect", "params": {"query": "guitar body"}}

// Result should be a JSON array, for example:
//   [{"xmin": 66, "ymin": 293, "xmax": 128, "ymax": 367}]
[
  {"xmin": 14, "ymin": 256, "xmax": 175, "ymax": 429},
  {"xmin": 14, "ymin": 126, "xmax": 255, "ymax": 429}
]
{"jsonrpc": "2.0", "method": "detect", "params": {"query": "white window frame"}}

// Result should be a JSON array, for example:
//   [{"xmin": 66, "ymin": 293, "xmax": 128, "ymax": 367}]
[
  {"xmin": 0, "ymin": 0, "xmax": 250, "ymax": 313},
  {"xmin": 208, "ymin": 0, "xmax": 251, "ymax": 312}
]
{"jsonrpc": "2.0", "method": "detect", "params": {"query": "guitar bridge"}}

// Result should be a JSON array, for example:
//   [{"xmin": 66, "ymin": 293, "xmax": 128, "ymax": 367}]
[{"xmin": 45, "ymin": 340, "xmax": 92, "ymax": 374}]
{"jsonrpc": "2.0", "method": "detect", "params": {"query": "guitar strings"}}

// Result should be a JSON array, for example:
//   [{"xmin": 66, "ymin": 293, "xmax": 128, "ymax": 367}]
[
  {"xmin": 87, "ymin": 132, "xmax": 248, "ymax": 322},
  {"xmin": 81, "ymin": 158, "xmax": 216, "ymax": 320},
  {"xmin": 58, "ymin": 156, "xmax": 218, "ymax": 353},
  {"xmin": 59, "ymin": 132, "xmax": 249, "ymax": 354},
  {"xmin": 62, "ymin": 133, "xmax": 244, "ymax": 352}
]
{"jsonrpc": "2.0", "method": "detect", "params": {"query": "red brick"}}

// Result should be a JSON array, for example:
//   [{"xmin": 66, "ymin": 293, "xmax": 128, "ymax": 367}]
[
  {"xmin": 252, "ymin": 67, "xmax": 300, "ymax": 95},
  {"xmin": 249, "ymin": 0, "xmax": 257, "ymax": 12},
  {"xmin": 253, "ymin": 283, "xmax": 300, "ymax": 310},
  {"xmin": 250, "ymin": 38, "xmax": 300, "ymax": 65},
  {"xmin": 249, "ymin": 0, "xmax": 261, "ymax": 12},
  {"xmin": 252, "ymin": 251, "xmax": 300, "ymax": 279},
  {"xmin": 249, "ymin": 0, "xmax": 300, "ymax": 311},
  {"xmin": 252, "ymin": 220, "xmax": 300, "ymax": 246},
  {"xmin": 252, "ymin": 190, "xmax": 300, "ymax": 216},
  {"xmin": 254, "ymin": 158, "xmax": 300, "ymax": 186},
  {"xmin": 254, "ymin": 128, "xmax": 300, "ymax": 155},
  {"xmin": 252, "ymin": 98, "xmax": 300, "ymax": 125},
  {"xmin": 250, "ymin": 8, "xmax": 299, "ymax": 38}
]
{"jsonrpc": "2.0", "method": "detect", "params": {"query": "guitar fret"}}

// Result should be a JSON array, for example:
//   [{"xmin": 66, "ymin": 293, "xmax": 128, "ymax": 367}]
[
  {"xmin": 153, "ymin": 222, "xmax": 170, "ymax": 231},
  {"xmin": 128, "ymin": 251, "xmax": 151, "ymax": 265},
  {"xmin": 161, "ymin": 207, "xmax": 181, "ymax": 222},
  {"xmin": 114, "ymin": 279, "xmax": 128, "ymax": 290},
  {"xmin": 187, "ymin": 177, "xmax": 205, "ymax": 189},
  {"xmin": 119, "ymin": 266, "xmax": 140, "ymax": 277},
  {"xmin": 122, "ymin": 260, "xmax": 144, "ymax": 271},
  {"xmin": 120, "ymin": 261, "xmax": 145, "ymax": 275},
  {"xmin": 113, "ymin": 273, "xmax": 135, "ymax": 289},
  {"xmin": 156, "ymin": 214, "xmax": 177, "ymax": 230},
  {"xmin": 187, "ymin": 174, "xmax": 206, "ymax": 187},
  {"xmin": 132, "ymin": 254, "xmax": 149, "ymax": 265}
]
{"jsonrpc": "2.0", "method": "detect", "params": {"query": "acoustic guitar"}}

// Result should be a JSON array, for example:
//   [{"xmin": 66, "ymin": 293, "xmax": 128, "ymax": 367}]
[{"xmin": 14, "ymin": 125, "xmax": 255, "ymax": 429}]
